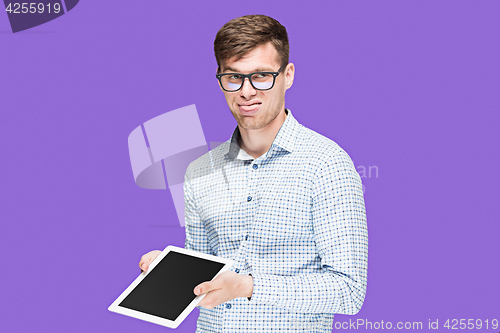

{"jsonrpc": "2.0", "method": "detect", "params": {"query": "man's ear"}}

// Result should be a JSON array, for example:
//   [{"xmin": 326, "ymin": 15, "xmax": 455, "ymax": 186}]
[{"xmin": 284, "ymin": 63, "xmax": 295, "ymax": 90}]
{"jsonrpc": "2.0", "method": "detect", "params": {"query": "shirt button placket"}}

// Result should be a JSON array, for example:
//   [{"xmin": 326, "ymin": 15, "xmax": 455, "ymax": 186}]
[
  {"xmin": 248, "ymin": 163, "xmax": 258, "ymax": 203},
  {"xmin": 247, "ymin": 160, "xmax": 258, "ymax": 239}
]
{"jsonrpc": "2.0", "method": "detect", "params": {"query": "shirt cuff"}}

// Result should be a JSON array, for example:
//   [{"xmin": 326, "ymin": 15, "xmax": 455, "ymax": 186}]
[{"xmin": 248, "ymin": 273, "xmax": 283, "ymax": 306}]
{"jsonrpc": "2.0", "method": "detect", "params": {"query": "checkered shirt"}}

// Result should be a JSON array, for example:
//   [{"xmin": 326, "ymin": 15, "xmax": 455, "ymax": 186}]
[{"xmin": 184, "ymin": 109, "xmax": 368, "ymax": 332}]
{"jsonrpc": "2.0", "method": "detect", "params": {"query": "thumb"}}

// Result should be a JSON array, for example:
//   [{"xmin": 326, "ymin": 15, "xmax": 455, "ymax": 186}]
[{"xmin": 194, "ymin": 282, "xmax": 212, "ymax": 295}]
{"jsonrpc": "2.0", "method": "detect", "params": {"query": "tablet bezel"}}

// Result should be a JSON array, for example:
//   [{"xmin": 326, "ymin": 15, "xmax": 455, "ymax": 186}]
[{"xmin": 108, "ymin": 245, "xmax": 234, "ymax": 328}]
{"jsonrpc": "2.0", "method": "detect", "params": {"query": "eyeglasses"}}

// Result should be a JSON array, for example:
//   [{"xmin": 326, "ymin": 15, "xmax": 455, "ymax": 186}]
[{"xmin": 216, "ymin": 64, "xmax": 286, "ymax": 92}]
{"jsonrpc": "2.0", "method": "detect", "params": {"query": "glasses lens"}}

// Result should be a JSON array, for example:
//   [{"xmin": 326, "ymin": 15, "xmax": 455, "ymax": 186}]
[
  {"xmin": 221, "ymin": 74, "xmax": 242, "ymax": 91},
  {"xmin": 251, "ymin": 73, "xmax": 274, "ymax": 90}
]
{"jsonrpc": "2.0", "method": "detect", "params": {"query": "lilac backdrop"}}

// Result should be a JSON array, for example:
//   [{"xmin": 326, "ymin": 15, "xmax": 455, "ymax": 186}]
[{"xmin": 1, "ymin": 1, "xmax": 499, "ymax": 332}]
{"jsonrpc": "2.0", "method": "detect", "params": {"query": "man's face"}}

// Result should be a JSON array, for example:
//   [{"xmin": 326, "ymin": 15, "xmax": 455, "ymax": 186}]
[{"xmin": 219, "ymin": 42, "xmax": 294, "ymax": 131}]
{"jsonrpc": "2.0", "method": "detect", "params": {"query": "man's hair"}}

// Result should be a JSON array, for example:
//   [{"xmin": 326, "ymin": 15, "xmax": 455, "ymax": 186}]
[{"xmin": 214, "ymin": 15, "xmax": 289, "ymax": 70}]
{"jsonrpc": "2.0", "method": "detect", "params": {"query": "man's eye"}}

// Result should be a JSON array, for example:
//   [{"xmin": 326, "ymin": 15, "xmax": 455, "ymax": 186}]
[{"xmin": 229, "ymin": 74, "xmax": 242, "ymax": 80}]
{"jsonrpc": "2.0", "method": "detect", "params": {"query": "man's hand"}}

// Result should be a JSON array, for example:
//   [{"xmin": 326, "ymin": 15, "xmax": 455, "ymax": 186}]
[
  {"xmin": 194, "ymin": 271, "xmax": 253, "ymax": 309},
  {"xmin": 138, "ymin": 250, "xmax": 161, "ymax": 273}
]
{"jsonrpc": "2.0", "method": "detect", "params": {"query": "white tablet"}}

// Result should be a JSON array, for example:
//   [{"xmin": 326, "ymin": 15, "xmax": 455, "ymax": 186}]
[{"xmin": 108, "ymin": 245, "xmax": 234, "ymax": 328}]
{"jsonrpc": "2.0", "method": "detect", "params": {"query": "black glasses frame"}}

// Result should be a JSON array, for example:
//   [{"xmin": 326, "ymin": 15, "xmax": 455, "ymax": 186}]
[{"xmin": 216, "ymin": 64, "xmax": 286, "ymax": 92}]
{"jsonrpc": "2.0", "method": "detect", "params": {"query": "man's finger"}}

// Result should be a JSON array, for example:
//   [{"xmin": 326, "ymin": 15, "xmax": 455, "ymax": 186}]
[
  {"xmin": 139, "ymin": 256, "xmax": 147, "ymax": 268},
  {"xmin": 194, "ymin": 282, "xmax": 210, "ymax": 295},
  {"xmin": 198, "ymin": 294, "xmax": 214, "ymax": 309},
  {"xmin": 198, "ymin": 289, "xmax": 227, "ymax": 309},
  {"xmin": 195, "ymin": 280, "xmax": 221, "ymax": 295},
  {"xmin": 195, "ymin": 276, "xmax": 226, "ymax": 295},
  {"xmin": 140, "ymin": 262, "xmax": 148, "ymax": 272}
]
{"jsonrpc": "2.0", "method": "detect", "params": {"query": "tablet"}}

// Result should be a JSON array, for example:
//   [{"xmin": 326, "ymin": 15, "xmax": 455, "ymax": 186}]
[{"xmin": 108, "ymin": 245, "xmax": 234, "ymax": 328}]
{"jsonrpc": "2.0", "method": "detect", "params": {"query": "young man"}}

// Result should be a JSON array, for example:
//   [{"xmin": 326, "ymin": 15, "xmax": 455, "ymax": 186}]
[{"xmin": 139, "ymin": 15, "xmax": 368, "ymax": 332}]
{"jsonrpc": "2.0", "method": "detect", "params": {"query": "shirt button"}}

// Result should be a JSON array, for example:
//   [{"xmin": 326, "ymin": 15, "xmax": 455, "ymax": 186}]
[
  {"xmin": 226, "ymin": 303, "xmax": 232, "ymax": 309},
  {"xmin": 245, "ymin": 235, "xmax": 249, "ymax": 241},
  {"xmin": 235, "ymin": 268, "xmax": 240, "ymax": 273},
  {"xmin": 247, "ymin": 196, "xmax": 252, "ymax": 202},
  {"xmin": 252, "ymin": 164, "xmax": 258, "ymax": 170}
]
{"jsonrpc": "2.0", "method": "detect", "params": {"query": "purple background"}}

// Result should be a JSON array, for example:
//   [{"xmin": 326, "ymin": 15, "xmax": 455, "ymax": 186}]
[{"xmin": 1, "ymin": 1, "xmax": 499, "ymax": 332}]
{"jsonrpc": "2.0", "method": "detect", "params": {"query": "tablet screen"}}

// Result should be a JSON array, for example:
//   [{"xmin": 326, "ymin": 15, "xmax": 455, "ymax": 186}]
[{"xmin": 118, "ymin": 251, "xmax": 224, "ymax": 321}]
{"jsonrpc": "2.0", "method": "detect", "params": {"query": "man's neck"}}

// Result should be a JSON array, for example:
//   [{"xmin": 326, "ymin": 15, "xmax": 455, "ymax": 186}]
[{"xmin": 238, "ymin": 109, "xmax": 287, "ymax": 159}]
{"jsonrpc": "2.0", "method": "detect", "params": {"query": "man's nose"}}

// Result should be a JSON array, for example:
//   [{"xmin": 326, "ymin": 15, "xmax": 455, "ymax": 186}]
[{"xmin": 240, "ymin": 77, "xmax": 257, "ymax": 98}]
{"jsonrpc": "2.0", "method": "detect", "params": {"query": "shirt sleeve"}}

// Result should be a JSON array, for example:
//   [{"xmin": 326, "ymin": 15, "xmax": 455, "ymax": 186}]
[
  {"xmin": 249, "ymin": 150, "xmax": 368, "ymax": 314},
  {"xmin": 184, "ymin": 171, "xmax": 213, "ymax": 255}
]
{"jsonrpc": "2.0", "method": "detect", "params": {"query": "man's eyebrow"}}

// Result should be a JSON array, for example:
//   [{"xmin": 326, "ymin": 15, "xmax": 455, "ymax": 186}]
[
  {"xmin": 222, "ymin": 66, "xmax": 276, "ymax": 73},
  {"xmin": 222, "ymin": 66, "xmax": 239, "ymax": 73}
]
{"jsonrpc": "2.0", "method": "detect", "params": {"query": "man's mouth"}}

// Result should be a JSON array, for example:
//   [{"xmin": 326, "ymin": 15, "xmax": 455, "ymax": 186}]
[{"xmin": 239, "ymin": 102, "xmax": 262, "ymax": 112}]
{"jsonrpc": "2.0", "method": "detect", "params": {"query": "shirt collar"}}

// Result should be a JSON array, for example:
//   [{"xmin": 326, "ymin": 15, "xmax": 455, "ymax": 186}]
[{"xmin": 225, "ymin": 109, "xmax": 300, "ymax": 161}]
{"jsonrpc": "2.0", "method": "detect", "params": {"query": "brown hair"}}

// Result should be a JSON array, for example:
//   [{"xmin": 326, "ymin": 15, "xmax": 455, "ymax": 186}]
[{"xmin": 214, "ymin": 15, "xmax": 289, "ymax": 70}]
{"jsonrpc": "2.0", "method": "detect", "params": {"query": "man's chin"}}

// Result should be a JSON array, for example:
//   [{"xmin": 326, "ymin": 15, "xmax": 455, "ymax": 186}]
[
  {"xmin": 237, "ymin": 118, "xmax": 265, "ymax": 130},
  {"xmin": 239, "ymin": 122, "xmax": 258, "ymax": 130}
]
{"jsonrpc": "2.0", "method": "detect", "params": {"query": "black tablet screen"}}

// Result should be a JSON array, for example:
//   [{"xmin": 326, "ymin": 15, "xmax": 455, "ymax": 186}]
[{"xmin": 119, "ymin": 251, "xmax": 225, "ymax": 321}]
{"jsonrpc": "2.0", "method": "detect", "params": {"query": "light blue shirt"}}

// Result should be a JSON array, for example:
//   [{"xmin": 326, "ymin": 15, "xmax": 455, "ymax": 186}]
[{"xmin": 184, "ymin": 109, "xmax": 368, "ymax": 332}]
